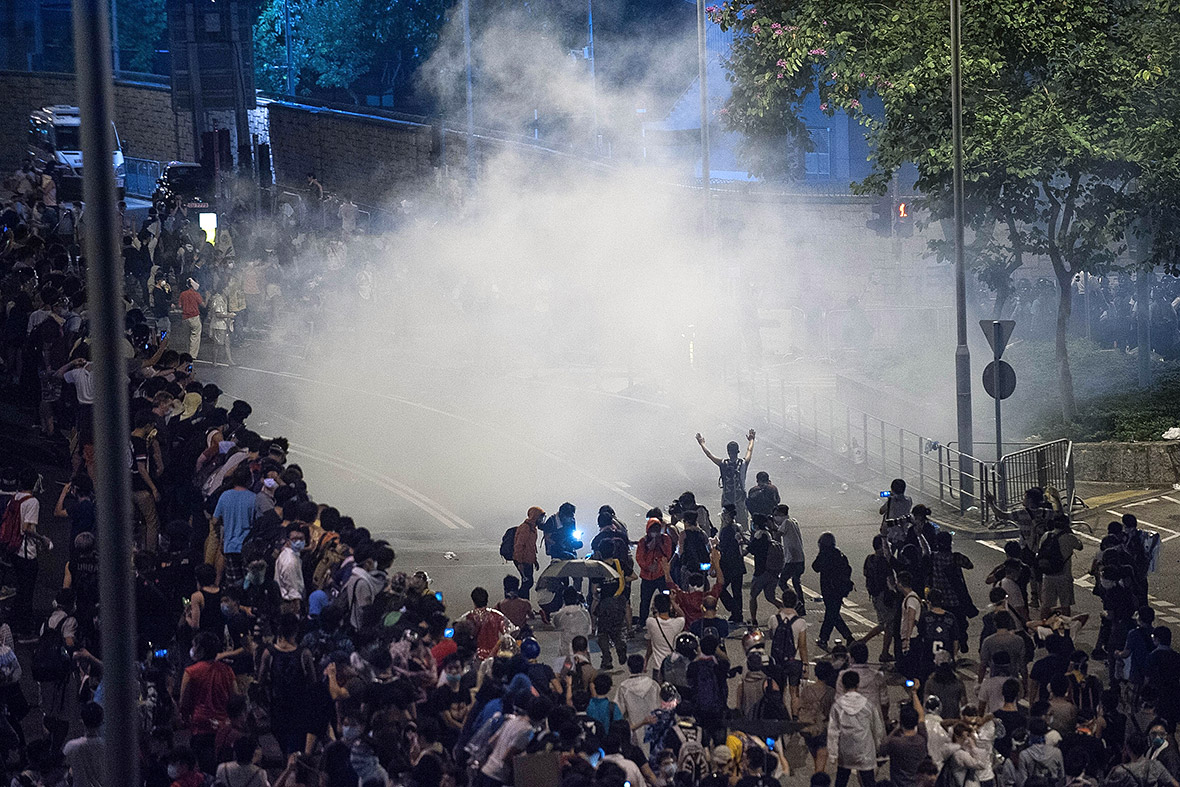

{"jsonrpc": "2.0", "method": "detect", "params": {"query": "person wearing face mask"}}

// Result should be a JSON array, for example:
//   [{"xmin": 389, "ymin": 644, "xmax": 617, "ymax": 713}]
[
  {"xmin": 275, "ymin": 527, "xmax": 307, "ymax": 616},
  {"xmin": 213, "ymin": 587, "xmax": 254, "ymax": 690},
  {"xmin": 257, "ymin": 613, "xmax": 315, "ymax": 757},
  {"xmin": 1149, "ymin": 723, "xmax": 1180, "ymax": 782},
  {"xmin": 179, "ymin": 632, "xmax": 238, "ymax": 774},
  {"xmin": 166, "ymin": 746, "xmax": 205, "ymax": 787},
  {"xmin": 178, "ymin": 277, "xmax": 205, "ymax": 358}
]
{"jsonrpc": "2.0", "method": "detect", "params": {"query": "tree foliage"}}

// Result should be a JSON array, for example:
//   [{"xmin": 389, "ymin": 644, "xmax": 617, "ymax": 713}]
[
  {"xmin": 715, "ymin": 0, "xmax": 1180, "ymax": 423},
  {"xmin": 116, "ymin": 0, "xmax": 167, "ymax": 73},
  {"xmin": 254, "ymin": 0, "xmax": 452, "ymax": 102}
]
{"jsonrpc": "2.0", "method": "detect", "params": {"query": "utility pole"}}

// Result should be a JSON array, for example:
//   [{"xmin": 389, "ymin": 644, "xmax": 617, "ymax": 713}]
[
  {"xmin": 462, "ymin": 0, "xmax": 475, "ymax": 184},
  {"xmin": 71, "ymin": 2, "xmax": 138, "ymax": 787},
  {"xmin": 950, "ymin": 0, "xmax": 974, "ymax": 509},
  {"xmin": 588, "ymin": 0, "xmax": 597, "ymax": 151},
  {"xmin": 696, "ymin": 0, "xmax": 711, "ymax": 235},
  {"xmin": 1138, "ymin": 269, "xmax": 1152, "ymax": 388}
]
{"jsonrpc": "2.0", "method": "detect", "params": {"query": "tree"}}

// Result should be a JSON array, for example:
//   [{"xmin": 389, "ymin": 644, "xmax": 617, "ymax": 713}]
[
  {"xmin": 254, "ymin": 0, "xmax": 452, "ymax": 102},
  {"xmin": 116, "ymin": 0, "xmax": 167, "ymax": 73},
  {"xmin": 715, "ymin": 0, "xmax": 1180, "ymax": 424}
]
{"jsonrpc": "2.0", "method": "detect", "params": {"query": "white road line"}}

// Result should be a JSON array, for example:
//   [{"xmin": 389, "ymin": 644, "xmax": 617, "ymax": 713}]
[
  {"xmin": 1125, "ymin": 498, "xmax": 1160, "ymax": 507},
  {"xmin": 1163, "ymin": 496, "xmax": 1180, "ymax": 507},
  {"xmin": 211, "ymin": 362, "xmax": 654, "ymax": 512},
  {"xmin": 978, "ymin": 540, "xmax": 1008, "ymax": 553},
  {"xmin": 800, "ymin": 583, "xmax": 878, "ymax": 628},
  {"xmin": 1108, "ymin": 510, "xmax": 1180, "ymax": 538},
  {"xmin": 291, "ymin": 441, "xmax": 473, "ymax": 530}
]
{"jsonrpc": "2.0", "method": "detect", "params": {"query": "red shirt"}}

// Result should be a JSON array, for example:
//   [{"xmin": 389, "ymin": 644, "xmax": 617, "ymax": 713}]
[
  {"xmin": 431, "ymin": 638, "xmax": 458, "ymax": 671},
  {"xmin": 181, "ymin": 659, "xmax": 235, "ymax": 735},
  {"xmin": 636, "ymin": 534, "xmax": 674, "ymax": 581},
  {"xmin": 667, "ymin": 580, "xmax": 723, "ymax": 628},
  {"xmin": 179, "ymin": 289, "xmax": 204, "ymax": 320},
  {"xmin": 463, "ymin": 607, "xmax": 511, "ymax": 660}
]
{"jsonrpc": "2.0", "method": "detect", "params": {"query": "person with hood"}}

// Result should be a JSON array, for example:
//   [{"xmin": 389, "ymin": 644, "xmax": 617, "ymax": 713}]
[
  {"xmin": 1104, "ymin": 733, "xmax": 1178, "ymax": 787},
  {"xmin": 828, "ymin": 670, "xmax": 885, "ymax": 787},
  {"xmin": 616, "ymin": 654, "xmax": 660, "ymax": 749},
  {"xmin": 940, "ymin": 722, "xmax": 989, "ymax": 787},
  {"xmin": 635, "ymin": 517, "xmax": 675, "ymax": 626},
  {"xmin": 813, "ymin": 532, "xmax": 856, "ymax": 649},
  {"xmin": 1017, "ymin": 718, "xmax": 1065, "ymax": 787},
  {"xmin": 513, "ymin": 506, "xmax": 544, "ymax": 600},
  {"xmin": 539, "ymin": 502, "xmax": 582, "ymax": 617},
  {"xmin": 339, "ymin": 542, "xmax": 394, "ymax": 631}
]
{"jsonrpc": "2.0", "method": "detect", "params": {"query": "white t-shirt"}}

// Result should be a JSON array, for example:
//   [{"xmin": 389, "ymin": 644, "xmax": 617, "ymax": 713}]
[
  {"xmin": 645, "ymin": 615, "xmax": 685, "ymax": 668},
  {"xmin": 63, "ymin": 365, "xmax": 95, "ymax": 404},
  {"xmin": 768, "ymin": 610, "xmax": 808, "ymax": 655},
  {"xmin": 901, "ymin": 591, "xmax": 922, "ymax": 643},
  {"xmin": 16, "ymin": 493, "xmax": 40, "ymax": 560},
  {"xmin": 480, "ymin": 714, "xmax": 535, "ymax": 782},
  {"xmin": 44, "ymin": 608, "xmax": 78, "ymax": 646}
]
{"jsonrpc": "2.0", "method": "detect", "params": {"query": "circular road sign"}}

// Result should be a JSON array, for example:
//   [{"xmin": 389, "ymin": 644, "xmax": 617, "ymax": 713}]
[{"xmin": 982, "ymin": 360, "xmax": 1016, "ymax": 400}]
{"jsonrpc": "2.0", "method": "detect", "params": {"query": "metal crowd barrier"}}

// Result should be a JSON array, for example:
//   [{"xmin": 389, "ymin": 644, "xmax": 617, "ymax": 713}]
[
  {"xmin": 997, "ymin": 439, "xmax": 1074, "ymax": 512},
  {"xmin": 123, "ymin": 157, "xmax": 161, "ymax": 198}
]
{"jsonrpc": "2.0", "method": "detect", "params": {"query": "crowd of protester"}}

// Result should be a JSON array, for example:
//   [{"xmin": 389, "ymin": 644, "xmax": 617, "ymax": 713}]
[{"xmin": 1, "ymin": 159, "xmax": 1179, "ymax": 787}]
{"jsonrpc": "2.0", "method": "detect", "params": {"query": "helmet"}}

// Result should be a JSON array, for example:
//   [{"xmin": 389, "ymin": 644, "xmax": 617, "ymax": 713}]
[
  {"xmin": 521, "ymin": 637, "xmax": 541, "ymax": 661},
  {"xmin": 741, "ymin": 628, "xmax": 766, "ymax": 655},
  {"xmin": 675, "ymin": 632, "xmax": 700, "ymax": 658},
  {"xmin": 658, "ymin": 683, "xmax": 681, "ymax": 707}
]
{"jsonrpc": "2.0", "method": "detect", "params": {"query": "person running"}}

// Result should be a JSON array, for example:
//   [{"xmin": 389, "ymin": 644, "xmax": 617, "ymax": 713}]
[
  {"xmin": 696, "ymin": 429, "xmax": 756, "ymax": 527},
  {"xmin": 812, "ymin": 532, "xmax": 855, "ymax": 650},
  {"xmin": 774, "ymin": 503, "xmax": 806, "ymax": 613}
]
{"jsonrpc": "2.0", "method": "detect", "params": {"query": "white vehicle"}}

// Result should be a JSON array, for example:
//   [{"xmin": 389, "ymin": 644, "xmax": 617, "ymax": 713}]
[{"xmin": 28, "ymin": 105, "xmax": 125, "ymax": 192}]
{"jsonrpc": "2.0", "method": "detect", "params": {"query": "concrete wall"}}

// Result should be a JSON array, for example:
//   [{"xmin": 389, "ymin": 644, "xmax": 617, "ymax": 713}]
[
  {"xmin": 1073, "ymin": 441, "xmax": 1180, "ymax": 485},
  {"xmin": 0, "ymin": 70, "xmax": 195, "ymax": 171}
]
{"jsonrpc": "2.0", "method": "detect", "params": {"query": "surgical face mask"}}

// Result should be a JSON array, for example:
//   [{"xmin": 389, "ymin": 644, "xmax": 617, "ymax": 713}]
[
  {"xmin": 167, "ymin": 765, "xmax": 182, "ymax": 780},
  {"xmin": 342, "ymin": 725, "xmax": 361, "ymax": 742},
  {"xmin": 445, "ymin": 671, "xmax": 462, "ymax": 684},
  {"xmin": 291, "ymin": 539, "xmax": 305, "ymax": 551},
  {"xmin": 189, "ymin": 647, "xmax": 197, "ymax": 661},
  {"xmin": 662, "ymin": 763, "xmax": 677, "ymax": 777},
  {"xmin": 1153, "ymin": 735, "xmax": 1166, "ymax": 747},
  {"xmin": 220, "ymin": 603, "xmax": 233, "ymax": 618}
]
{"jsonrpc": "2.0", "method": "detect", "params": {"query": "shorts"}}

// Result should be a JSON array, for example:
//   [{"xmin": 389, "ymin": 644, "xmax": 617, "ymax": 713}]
[
  {"xmin": 39, "ymin": 368, "xmax": 62, "ymax": 403},
  {"xmin": 872, "ymin": 593, "xmax": 898, "ymax": 628},
  {"xmin": 805, "ymin": 732, "xmax": 828, "ymax": 755},
  {"xmin": 749, "ymin": 572, "xmax": 778, "ymax": 602},
  {"xmin": 1041, "ymin": 572, "xmax": 1075, "ymax": 608},
  {"xmin": 782, "ymin": 658, "xmax": 804, "ymax": 687}
]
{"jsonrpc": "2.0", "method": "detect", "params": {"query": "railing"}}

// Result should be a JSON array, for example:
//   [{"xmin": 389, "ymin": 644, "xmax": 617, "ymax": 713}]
[
  {"xmin": 997, "ymin": 439, "xmax": 1074, "ymax": 512},
  {"xmin": 124, "ymin": 157, "xmax": 161, "ymax": 199}
]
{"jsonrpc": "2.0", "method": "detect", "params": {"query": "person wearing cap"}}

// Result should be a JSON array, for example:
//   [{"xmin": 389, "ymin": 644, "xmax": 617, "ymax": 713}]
[{"xmin": 179, "ymin": 278, "xmax": 205, "ymax": 358}]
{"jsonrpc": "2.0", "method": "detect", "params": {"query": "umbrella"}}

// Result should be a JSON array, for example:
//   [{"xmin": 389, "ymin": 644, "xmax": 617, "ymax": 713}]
[{"xmin": 534, "ymin": 559, "xmax": 620, "ymax": 607}]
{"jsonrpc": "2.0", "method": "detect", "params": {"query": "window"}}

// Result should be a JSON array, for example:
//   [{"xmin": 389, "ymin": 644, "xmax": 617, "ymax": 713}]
[{"xmin": 804, "ymin": 127, "xmax": 831, "ymax": 176}]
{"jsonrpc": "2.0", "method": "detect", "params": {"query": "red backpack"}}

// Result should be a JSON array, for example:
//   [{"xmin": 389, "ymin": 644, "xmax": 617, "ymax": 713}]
[{"xmin": 0, "ymin": 493, "xmax": 28, "ymax": 554}]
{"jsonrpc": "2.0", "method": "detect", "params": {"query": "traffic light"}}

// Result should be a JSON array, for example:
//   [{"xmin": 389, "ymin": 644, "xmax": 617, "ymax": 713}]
[
  {"xmin": 895, "ymin": 200, "xmax": 913, "ymax": 237},
  {"xmin": 866, "ymin": 194, "xmax": 892, "ymax": 236}
]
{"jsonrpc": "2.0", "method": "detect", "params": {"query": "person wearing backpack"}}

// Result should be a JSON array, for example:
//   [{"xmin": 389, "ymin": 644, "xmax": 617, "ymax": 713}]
[
  {"xmin": 747, "ymin": 515, "xmax": 783, "ymax": 626},
  {"xmin": 769, "ymin": 588, "xmax": 809, "ymax": 703},
  {"xmin": 256, "ymin": 613, "xmax": 314, "ymax": 756},
  {"xmin": 1017, "ymin": 718, "xmax": 1065, "ymax": 787},
  {"xmin": 510, "ymin": 506, "xmax": 544, "ymax": 600},
  {"xmin": 939, "ymin": 722, "xmax": 989, "ymax": 787},
  {"xmin": 1037, "ymin": 517, "xmax": 1083, "ymax": 619},
  {"xmin": 828, "ymin": 670, "xmax": 885, "ymax": 787},
  {"xmin": 813, "ymin": 532, "xmax": 855, "ymax": 650},
  {"xmin": 686, "ymin": 632, "xmax": 731, "ymax": 745},
  {"xmin": 4, "ymin": 469, "xmax": 43, "ymax": 641},
  {"xmin": 34, "ymin": 588, "xmax": 77, "ymax": 752},
  {"xmin": 696, "ymin": 429, "xmax": 756, "ymax": 528}
]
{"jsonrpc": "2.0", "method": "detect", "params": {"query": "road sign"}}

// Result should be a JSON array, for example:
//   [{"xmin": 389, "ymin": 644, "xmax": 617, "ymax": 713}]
[
  {"xmin": 982, "ymin": 360, "xmax": 1016, "ymax": 400},
  {"xmin": 980, "ymin": 319, "xmax": 1016, "ymax": 356}
]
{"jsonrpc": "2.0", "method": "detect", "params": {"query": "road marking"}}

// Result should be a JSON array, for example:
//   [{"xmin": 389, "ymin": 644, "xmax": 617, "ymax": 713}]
[
  {"xmin": 1163, "ymin": 496, "xmax": 1180, "ymax": 507},
  {"xmin": 1125, "ymin": 498, "xmax": 1160, "ymax": 507},
  {"xmin": 290, "ymin": 441, "xmax": 473, "ymax": 530},
  {"xmin": 1076, "ymin": 531, "xmax": 1103, "ymax": 545},
  {"xmin": 1108, "ymin": 510, "xmax": 1180, "ymax": 540},
  {"xmin": 207, "ymin": 361, "xmax": 654, "ymax": 513},
  {"xmin": 978, "ymin": 540, "xmax": 1007, "ymax": 553},
  {"xmin": 800, "ymin": 583, "xmax": 877, "ymax": 628}
]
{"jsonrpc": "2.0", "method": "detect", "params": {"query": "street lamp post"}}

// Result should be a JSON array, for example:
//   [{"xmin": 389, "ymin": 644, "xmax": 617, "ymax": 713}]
[
  {"xmin": 71, "ymin": 0, "xmax": 138, "ymax": 786},
  {"xmin": 463, "ymin": 0, "xmax": 475, "ymax": 184},
  {"xmin": 283, "ymin": 0, "xmax": 294, "ymax": 95},
  {"xmin": 696, "ymin": 0, "xmax": 710, "ymax": 235},
  {"xmin": 950, "ymin": 0, "xmax": 974, "ymax": 508}
]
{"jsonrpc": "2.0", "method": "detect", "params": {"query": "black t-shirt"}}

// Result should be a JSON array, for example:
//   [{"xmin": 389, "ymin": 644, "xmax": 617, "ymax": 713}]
[
  {"xmin": 1031, "ymin": 653, "xmax": 1071, "ymax": 700},
  {"xmin": 65, "ymin": 497, "xmax": 96, "ymax": 544},
  {"xmin": 130, "ymin": 434, "xmax": 151, "ymax": 491},
  {"xmin": 994, "ymin": 708, "xmax": 1027, "ymax": 747},
  {"xmin": 692, "ymin": 617, "xmax": 730, "ymax": 642},
  {"xmin": 424, "ymin": 684, "xmax": 463, "ymax": 716},
  {"xmin": 526, "ymin": 662, "xmax": 558, "ymax": 695},
  {"xmin": 224, "ymin": 611, "xmax": 252, "ymax": 674}
]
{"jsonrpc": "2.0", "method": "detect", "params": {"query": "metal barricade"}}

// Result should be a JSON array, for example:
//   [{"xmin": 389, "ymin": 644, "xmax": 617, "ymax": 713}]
[
  {"xmin": 997, "ymin": 439, "xmax": 1073, "ymax": 511},
  {"xmin": 123, "ymin": 157, "xmax": 161, "ymax": 198}
]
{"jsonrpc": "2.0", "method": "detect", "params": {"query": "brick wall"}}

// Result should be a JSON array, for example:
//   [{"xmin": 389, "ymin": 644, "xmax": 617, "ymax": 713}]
[{"xmin": 0, "ymin": 70, "xmax": 195, "ymax": 172}]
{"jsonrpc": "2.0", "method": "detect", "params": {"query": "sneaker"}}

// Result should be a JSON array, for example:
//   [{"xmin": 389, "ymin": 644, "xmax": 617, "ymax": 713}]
[{"xmin": 816, "ymin": 640, "xmax": 830, "ymax": 651}]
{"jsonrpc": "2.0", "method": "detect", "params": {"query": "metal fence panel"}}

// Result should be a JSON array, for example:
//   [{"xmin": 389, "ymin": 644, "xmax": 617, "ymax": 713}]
[
  {"xmin": 997, "ymin": 439, "xmax": 1073, "ymax": 511},
  {"xmin": 124, "ymin": 157, "xmax": 161, "ymax": 198}
]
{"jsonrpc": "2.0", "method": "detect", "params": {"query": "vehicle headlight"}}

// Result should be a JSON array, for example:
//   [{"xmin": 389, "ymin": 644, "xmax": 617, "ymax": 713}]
[{"xmin": 115, "ymin": 163, "xmax": 126, "ymax": 177}]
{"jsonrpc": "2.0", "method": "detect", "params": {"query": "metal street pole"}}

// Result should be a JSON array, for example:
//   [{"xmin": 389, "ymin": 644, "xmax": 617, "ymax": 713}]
[
  {"xmin": 950, "ymin": 0, "xmax": 974, "ymax": 510},
  {"xmin": 696, "ymin": 0, "xmax": 711, "ymax": 235},
  {"xmin": 1137, "ymin": 269, "xmax": 1151, "ymax": 388},
  {"xmin": 72, "ymin": 0, "xmax": 138, "ymax": 785},
  {"xmin": 588, "ymin": 0, "xmax": 598, "ymax": 151},
  {"xmin": 992, "ymin": 321, "xmax": 1002, "ymax": 462},
  {"xmin": 283, "ymin": 0, "xmax": 294, "ymax": 95},
  {"xmin": 462, "ymin": 0, "xmax": 476, "ymax": 184}
]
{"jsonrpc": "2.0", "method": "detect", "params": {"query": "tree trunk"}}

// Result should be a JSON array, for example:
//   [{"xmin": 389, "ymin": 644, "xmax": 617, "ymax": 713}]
[
  {"xmin": 1055, "ymin": 281, "xmax": 1077, "ymax": 423},
  {"xmin": 993, "ymin": 277, "xmax": 1012, "ymax": 319}
]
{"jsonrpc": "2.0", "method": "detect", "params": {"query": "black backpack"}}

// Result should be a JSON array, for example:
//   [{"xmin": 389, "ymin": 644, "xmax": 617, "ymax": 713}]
[
  {"xmin": 1037, "ymin": 531, "xmax": 1067, "ymax": 575},
  {"xmin": 499, "ymin": 526, "xmax": 517, "ymax": 562},
  {"xmin": 770, "ymin": 611, "xmax": 798, "ymax": 665},
  {"xmin": 31, "ymin": 615, "xmax": 72, "ymax": 683},
  {"xmin": 833, "ymin": 552, "xmax": 855, "ymax": 596},
  {"xmin": 719, "ymin": 457, "xmax": 745, "ymax": 498},
  {"xmin": 683, "ymin": 529, "xmax": 710, "ymax": 571}
]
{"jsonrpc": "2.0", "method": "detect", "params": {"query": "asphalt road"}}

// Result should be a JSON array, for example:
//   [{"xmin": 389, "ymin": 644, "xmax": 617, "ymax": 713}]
[{"xmin": 201, "ymin": 343, "xmax": 1130, "ymax": 667}]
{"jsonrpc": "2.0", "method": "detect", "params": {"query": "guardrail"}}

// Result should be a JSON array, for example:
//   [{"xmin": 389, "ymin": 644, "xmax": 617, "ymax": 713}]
[
  {"xmin": 736, "ymin": 372, "xmax": 1073, "ymax": 528},
  {"xmin": 124, "ymin": 157, "xmax": 160, "ymax": 199}
]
